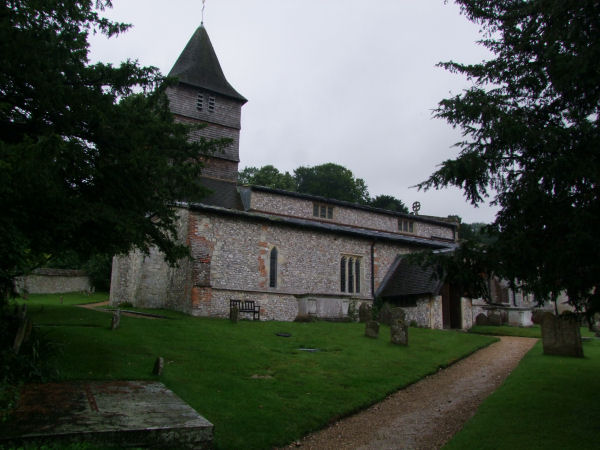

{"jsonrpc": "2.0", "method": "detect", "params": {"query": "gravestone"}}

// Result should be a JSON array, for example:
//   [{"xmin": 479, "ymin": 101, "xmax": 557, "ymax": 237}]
[
  {"xmin": 378, "ymin": 304, "xmax": 406, "ymax": 326},
  {"xmin": 390, "ymin": 319, "xmax": 408, "ymax": 346},
  {"xmin": 377, "ymin": 303, "xmax": 393, "ymax": 325},
  {"xmin": 541, "ymin": 313, "xmax": 583, "ymax": 357},
  {"xmin": 229, "ymin": 305, "xmax": 239, "ymax": 323},
  {"xmin": 358, "ymin": 303, "xmax": 372, "ymax": 323},
  {"xmin": 111, "ymin": 310, "xmax": 121, "ymax": 330},
  {"xmin": 153, "ymin": 357, "xmax": 164, "ymax": 376},
  {"xmin": 365, "ymin": 320, "xmax": 380, "ymax": 338},
  {"xmin": 392, "ymin": 307, "xmax": 406, "ymax": 322},
  {"xmin": 475, "ymin": 313, "xmax": 489, "ymax": 326}
]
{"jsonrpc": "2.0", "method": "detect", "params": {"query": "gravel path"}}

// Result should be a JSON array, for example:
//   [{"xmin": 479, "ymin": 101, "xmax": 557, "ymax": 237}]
[{"xmin": 287, "ymin": 336, "xmax": 537, "ymax": 450}]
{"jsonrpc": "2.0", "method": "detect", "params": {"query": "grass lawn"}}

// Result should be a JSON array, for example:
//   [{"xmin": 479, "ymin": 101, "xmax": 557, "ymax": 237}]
[
  {"xmin": 445, "ymin": 339, "xmax": 600, "ymax": 450},
  {"xmin": 16, "ymin": 293, "xmax": 496, "ymax": 449},
  {"xmin": 469, "ymin": 324, "xmax": 595, "ymax": 338}
]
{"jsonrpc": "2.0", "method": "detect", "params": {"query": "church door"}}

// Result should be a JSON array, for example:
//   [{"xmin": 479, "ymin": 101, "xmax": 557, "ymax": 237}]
[{"xmin": 442, "ymin": 283, "xmax": 462, "ymax": 329}]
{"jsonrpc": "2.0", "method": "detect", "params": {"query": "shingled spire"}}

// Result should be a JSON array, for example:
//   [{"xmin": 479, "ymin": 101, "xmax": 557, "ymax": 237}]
[
  {"xmin": 169, "ymin": 25, "xmax": 246, "ymax": 103},
  {"xmin": 166, "ymin": 24, "xmax": 246, "ymax": 184}
]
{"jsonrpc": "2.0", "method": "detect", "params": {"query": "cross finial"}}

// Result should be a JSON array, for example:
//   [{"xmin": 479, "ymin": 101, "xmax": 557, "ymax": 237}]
[{"xmin": 201, "ymin": 0, "xmax": 206, "ymax": 24}]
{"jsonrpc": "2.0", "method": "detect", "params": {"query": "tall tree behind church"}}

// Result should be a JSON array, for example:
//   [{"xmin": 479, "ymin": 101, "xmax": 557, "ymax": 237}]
[{"xmin": 239, "ymin": 163, "xmax": 399, "ymax": 206}]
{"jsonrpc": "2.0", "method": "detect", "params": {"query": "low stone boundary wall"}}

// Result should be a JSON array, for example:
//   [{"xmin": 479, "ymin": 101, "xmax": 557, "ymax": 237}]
[{"xmin": 15, "ymin": 268, "xmax": 91, "ymax": 294}]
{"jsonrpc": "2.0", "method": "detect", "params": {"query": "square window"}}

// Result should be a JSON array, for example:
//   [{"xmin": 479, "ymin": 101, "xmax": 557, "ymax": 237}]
[
  {"xmin": 313, "ymin": 202, "xmax": 334, "ymax": 220},
  {"xmin": 399, "ymin": 219, "xmax": 414, "ymax": 234}
]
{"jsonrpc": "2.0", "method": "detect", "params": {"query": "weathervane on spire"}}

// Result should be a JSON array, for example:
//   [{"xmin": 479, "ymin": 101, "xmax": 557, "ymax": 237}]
[{"xmin": 201, "ymin": 0, "xmax": 206, "ymax": 24}]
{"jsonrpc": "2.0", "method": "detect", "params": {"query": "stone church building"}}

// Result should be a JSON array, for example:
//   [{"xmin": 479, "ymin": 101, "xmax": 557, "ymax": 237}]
[{"xmin": 110, "ymin": 24, "xmax": 473, "ymax": 328}]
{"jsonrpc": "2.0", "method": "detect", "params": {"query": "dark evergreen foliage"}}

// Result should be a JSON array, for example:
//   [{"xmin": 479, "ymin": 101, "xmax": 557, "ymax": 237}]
[
  {"xmin": 419, "ymin": 0, "xmax": 600, "ymax": 314},
  {"xmin": 0, "ymin": 0, "xmax": 222, "ymax": 301}
]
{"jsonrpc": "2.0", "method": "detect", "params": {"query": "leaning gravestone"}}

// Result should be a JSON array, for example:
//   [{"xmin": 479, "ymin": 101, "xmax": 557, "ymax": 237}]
[
  {"xmin": 390, "ymin": 318, "xmax": 408, "ymax": 346},
  {"xmin": 541, "ymin": 312, "xmax": 583, "ymax": 357},
  {"xmin": 111, "ymin": 310, "xmax": 121, "ymax": 330},
  {"xmin": 475, "ymin": 313, "xmax": 489, "ymax": 326},
  {"xmin": 358, "ymin": 302, "xmax": 372, "ymax": 323},
  {"xmin": 365, "ymin": 320, "xmax": 380, "ymax": 338}
]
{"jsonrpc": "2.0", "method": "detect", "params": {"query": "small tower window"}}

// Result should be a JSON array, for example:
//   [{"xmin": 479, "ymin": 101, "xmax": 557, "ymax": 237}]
[
  {"xmin": 208, "ymin": 95, "xmax": 216, "ymax": 112},
  {"xmin": 196, "ymin": 93, "xmax": 204, "ymax": 111}
]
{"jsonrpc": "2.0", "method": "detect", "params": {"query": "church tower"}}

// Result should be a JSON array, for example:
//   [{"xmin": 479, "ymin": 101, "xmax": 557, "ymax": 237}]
[{"xmin": 167, "ymin": 25, "xmax": 247, "ymax": 183}]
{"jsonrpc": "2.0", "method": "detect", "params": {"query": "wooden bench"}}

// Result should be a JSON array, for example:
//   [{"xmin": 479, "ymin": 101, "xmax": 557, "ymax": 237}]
[{"xmin": 230, "ymin": 299, "xmax": 260, "ymax": 321}]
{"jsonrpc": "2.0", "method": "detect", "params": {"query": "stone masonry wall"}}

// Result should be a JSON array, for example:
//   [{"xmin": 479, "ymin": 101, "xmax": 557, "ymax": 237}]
[
  {"xmin": 110, "ymin": 206, "xmax": 452, "ymax": 323},
  {"xmin": 249, "ymin": 190, "xmax": 455, "ymax": 241},
  {"xmin": 400, "ymin": 295, "xmax": 444, "ymax": 329},
  {"xmin": 192, "ymin": 288, "xmax": 299, "ymax": 321},
  {"xmin": 110, "ymin": 209, "xmax": 192, "ymax": 312},
  {"xmin": 461, "ymin": 297, "xmax": 473, "ymax": 329},
  {"xmin": 373, "ymin": 242, "xmax": 411, "ymax": 292},
  {"xmin": 15, "ymin": 269, "xmax": 91, "ymax": 294},
  {"xmin": 186, "ymin": 209, "xmax": 423, "ymax": 319},
  {"xmin": 189, "ymin": 212, "xmax": 375, "ymax": 298}
]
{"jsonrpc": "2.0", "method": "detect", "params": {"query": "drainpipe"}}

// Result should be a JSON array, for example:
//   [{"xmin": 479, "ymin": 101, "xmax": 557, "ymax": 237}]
[{"xmin": 371, "ymin": 241, "xmax": 376, "ymax": 300}]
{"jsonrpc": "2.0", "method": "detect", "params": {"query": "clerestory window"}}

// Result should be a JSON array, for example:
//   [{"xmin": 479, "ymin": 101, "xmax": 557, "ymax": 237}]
[
  {"xmin": 313, "ymin": 202, "xmax": 334, "ymax": 219},
  {"xmin": 399, "ymin": 218, "xmax": 414, "ymax": 233}
]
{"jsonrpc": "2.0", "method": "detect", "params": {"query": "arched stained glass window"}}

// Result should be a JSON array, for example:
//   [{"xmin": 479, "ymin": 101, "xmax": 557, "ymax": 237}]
[
  {"xmin": 269, "ymin": 247, "xmax": 278, "ymax": 288},
  {"xmin": 341, "ymin": 255, "xmax": 362, "ymax": 293}
]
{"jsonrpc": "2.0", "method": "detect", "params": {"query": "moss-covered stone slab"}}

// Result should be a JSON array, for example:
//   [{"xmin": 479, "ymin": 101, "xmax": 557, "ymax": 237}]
[{"xmin": 0, "ymin": 381, "xmax": 213, "ymax": 448}]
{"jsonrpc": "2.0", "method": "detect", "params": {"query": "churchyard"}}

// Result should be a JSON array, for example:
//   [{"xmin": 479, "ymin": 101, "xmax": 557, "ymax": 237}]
[
  {"xmin": 3, "ymin": 293, "xmax": 599, "ymax": 449},
  {"xmin": 5, "ymin": 293, "xmax": 494, "ymax": 449}
]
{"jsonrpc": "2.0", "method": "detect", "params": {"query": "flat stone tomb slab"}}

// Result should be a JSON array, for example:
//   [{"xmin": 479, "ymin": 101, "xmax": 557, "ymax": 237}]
[{"xmin": 1, "ymin": 381, "xmax": 213, "ymax": 449}]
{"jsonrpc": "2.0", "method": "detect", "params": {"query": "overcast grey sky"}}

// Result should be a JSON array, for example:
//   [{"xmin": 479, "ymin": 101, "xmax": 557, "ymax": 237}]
[{"xmin": 89, "ymin": 0, "xmax": 498, "ymax": 223}]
